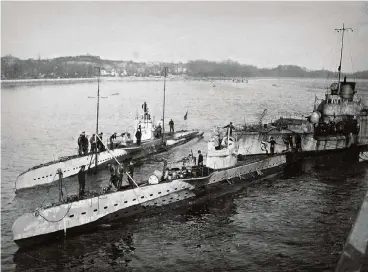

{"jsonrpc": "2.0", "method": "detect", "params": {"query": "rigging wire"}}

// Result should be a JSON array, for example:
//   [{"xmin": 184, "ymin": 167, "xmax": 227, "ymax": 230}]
[{"xmin": 36, "ymin": 172, "xmax": 73, "ymax": 223}]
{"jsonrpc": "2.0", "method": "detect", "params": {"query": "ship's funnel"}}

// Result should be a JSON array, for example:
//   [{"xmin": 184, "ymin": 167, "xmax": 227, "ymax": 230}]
[{"xmin": 339, "ymin": 81, "xmax": 356, "ymax": 101}]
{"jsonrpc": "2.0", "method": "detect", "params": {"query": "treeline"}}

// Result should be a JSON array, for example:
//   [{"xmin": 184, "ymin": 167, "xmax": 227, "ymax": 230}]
[
  {"xmin": 1, "ymin": 55, "xmax": 184, "ymax": 80},
  {"xmin": 186, "ymin": 60, "xmax": 366, "ymax": 79},
  {"xmin": 2, "ymin": 55, "xmax": 368, "ymax": 80}
]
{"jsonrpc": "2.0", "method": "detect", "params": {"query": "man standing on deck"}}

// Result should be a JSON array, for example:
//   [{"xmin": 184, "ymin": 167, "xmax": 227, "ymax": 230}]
[
  {"xmin": 117, "ymin": 164, "xmax": 125, "ymax": 190},
  {"xmin": 82, "ymin": 134, "xmax": 89, "ymax": 155},
  {"xmin": 268, "ymin": 137, "xmax": 277, "ymax": 155},
  {"xmin": 169, "ymin": 119, "xmax": 174, "ymax": 133},
  {"xmin": 77, "ymin": 132, "xmax": 84, "ymax": 155},
  {"xmin": 223, "ymin": 122, "xmax": 236, "ymax": 137},
  {"xmin": 135, "ymin": 126, "xmax": 142, "ymax": 146},
  {"xmin": 156, "ymin": 124, "xmax": 162, "ymax": 138},
  {"xmin": 107, "ymin": 163, "xmax": 119, "ymax": 190},
  {"xmin": 78, "ymin": 165, "xmax": 86, "ymax": 197},
  {"xmin": 110, "ymin": 132, "xmax": 117, "ymax": 150},
  {"xmin": 197, "ymin": 150, "xmax": 204, "ymax": 166}
]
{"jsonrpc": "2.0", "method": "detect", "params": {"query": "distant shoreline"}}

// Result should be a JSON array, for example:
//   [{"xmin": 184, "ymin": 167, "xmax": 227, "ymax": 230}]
[
  {"xmin": 2, "ymin": 76, "xmax": 368, "ymax": 87},
  {"xmin": 0, "ymin": 76, "xmax": 178, "ymax": 87}
]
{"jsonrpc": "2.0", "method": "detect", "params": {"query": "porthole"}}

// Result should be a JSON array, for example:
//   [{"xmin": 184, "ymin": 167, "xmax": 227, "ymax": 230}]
[
  {"xmin": 104, "ymin": 206, "xmax": 108, "ymax": 209},
  {"xmin": 167, "ymin": 190, "xmax": 170, "ymax": 192},
  {"xmin": 158, "ymin": 192, "xmax": 161, "ymax": 194},
  {"xmin": 124, "ymin": 200, "xmax": 128, "ymax": 203},
  {"xmin": 94, "ymin": 209, "xmax": 98, "ymax": 212},
  {"xmin": 163, "ymin": 200, "xmax": 166, "ymax": 202},
  {"xmin": 174, "ymin": 188, "xmax": 177, "ymax": 190},
  {"xmin": 81, "ymin": 212, "xmax": 86, "ymax": 215},
  {"xmin": 149, "ymin": 194, "xmax": 153, "ymax": 196},
  {"xmin": 133, "ymin": 198, "xmax": 136, "ymax": 201},
  {"xmin": 141, "ymin": 196, "xmax": 144, "ymax": 199},
  {"xmin": 69, "ymin": 214, "xmax": 74, "ymax": 218},
  {"xmin": 114, "ymin": 203, "xmax": 118, "ymax": 206}
]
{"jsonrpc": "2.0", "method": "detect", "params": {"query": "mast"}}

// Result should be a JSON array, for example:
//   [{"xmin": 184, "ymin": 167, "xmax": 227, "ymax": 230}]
[
  {"xmin": 162, "ymin": 67, "xmax": 168, "ymax": 142},
  {"xmin": 335, "ymin": 23, "xmax": 353, "ymax": 84},
  {"xmin": 95, "ymin": 67, "xmax": 101, "ymax": 170}
]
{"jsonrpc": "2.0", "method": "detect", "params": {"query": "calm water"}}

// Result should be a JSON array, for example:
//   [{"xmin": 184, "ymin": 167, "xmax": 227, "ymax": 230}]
[{"xmin": 2, "ymin": 78, "xmax": 368, "ymax": 271}]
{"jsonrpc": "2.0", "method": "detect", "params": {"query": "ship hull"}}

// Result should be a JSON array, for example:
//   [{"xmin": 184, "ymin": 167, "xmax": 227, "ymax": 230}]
[
  {"xmin": 238, "ymin": 113, "xmax": 368, "ymax": 157},
  {"xmin": 15, "ymin": 130, "xmax": 203, "ymax": 191},
  {"xmin": 238, "ymin": 131, "xmax": 368, "ymax": 158},
  {"xmin": 13, "ymin": 154, "xmax": 286, "ymax": 248}
]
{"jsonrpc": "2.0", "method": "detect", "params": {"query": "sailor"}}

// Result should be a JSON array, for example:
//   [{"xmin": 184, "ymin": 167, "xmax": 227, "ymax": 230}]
[
  {"xmin": 268, "ymin": 137, "xmax": 277, "ymax": 155},
  {"xmin": 107, "ymin": 163, "xmax": 119, "ymax": 190},
  {"xmin": 169, "ymin": 119, "xmax": 174, "ymax": 133},
  {"xmin": 78, "ymin": 165, "xmax": 86, "ymax": 198},
  {"xmin": 77, "ymin": 132, "xmax": 84, "ymax": 156},
  {"xmin": 157, "ymin": 123, "xmax": 162, "ymax": 138},
  {"xmin": 117, "ymin": 164, "xmax": 125, "ymax": 190},
  {"xmin": 110, "ymin": 132, "xmax": 117, "ymax": 150},
  {"xmin": 97, "ymin": 132, "xmax": 104, "ymax": 152},
  {"xmin": 142, "ymin": 101, "xmax": 148, "ymax": 119},
  {"xmin": 135, "ymin": 125, "xmax": 142, "ymax": 146},
  {"xmin": 90, "ymin": 134, "xmax": 97, "ymax": 152},
  {"xmin": 197, "ymin": 150, "xmax": 204, "ymax": 166},
  {"xmin": 82, "ymin": 134, "xmax": 89, "ymax": 155},
  {"xmin": 223, "ymin": 122, "xmax": 236, "ymax": 137}
]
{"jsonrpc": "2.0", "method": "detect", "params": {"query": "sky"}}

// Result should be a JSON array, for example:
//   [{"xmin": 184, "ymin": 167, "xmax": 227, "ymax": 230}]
[{"xmin": 1, "ymin": 1, "xmax": 368, "ymax": 72}]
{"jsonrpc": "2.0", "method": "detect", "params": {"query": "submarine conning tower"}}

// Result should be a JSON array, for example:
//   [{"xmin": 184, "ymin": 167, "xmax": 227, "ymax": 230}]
[
  {"xmin": 327, "ymin": 76, "xmax": 356, "ymax": 102},
  {"xmin": 321, "ymin": 76, "xmax": 361, "ymax": 124}
]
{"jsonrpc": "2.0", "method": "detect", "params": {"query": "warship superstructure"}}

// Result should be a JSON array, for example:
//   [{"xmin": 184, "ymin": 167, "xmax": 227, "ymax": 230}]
[{"xmin": 236, "ymin": 24, "xmax": 368, "ymax": 158}]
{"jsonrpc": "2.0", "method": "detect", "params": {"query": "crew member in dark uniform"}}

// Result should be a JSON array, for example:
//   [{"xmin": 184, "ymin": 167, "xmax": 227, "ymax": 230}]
[
  {"xmin": 142, "ymin": 102, "xmax": 148, "ymax": 119},
  {"xmin": 78, "ymin": 165, "xmax": 86, "ymax": 197},
  {"xmin": 223, "ymin": 122, "xmax": 236, "ymax": 136},
  {"xmin": 169, "ymin": 119, "xmax": 174, "ymax": 133},
  {"xmin": 268, "ymin": 137, "xmax": 277, "ymax": 155},
  {"xmin": 135, "ymin": 126, "xmax": 142, "ymax": 145},
  {"xmin": 107, "ymin": 163, "xmax": 119, "ymax": 190},
  {"xmin": 197, "ymin": 150, "xmax": 204, "ymax": 166},
  {"xmin": 82, "ymin": 134, "xmax": 89, "ymax": 155},
  {"xmin": 110, "ymin": 132, "xmax": 117, "ymax": 150},
  {"xmin": 77, "ymin": 132, "xmax": 84, "ymax": 155},
  {"xmin": 156, "ymin": 124, "xmax": 162, "ymax": 138}
]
